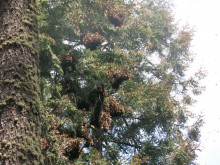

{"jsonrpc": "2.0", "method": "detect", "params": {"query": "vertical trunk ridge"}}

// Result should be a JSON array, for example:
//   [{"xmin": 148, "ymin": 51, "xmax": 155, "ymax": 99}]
[{"xmin": 0, "ymin": 0, "xmax": 43, "ymax": 164}]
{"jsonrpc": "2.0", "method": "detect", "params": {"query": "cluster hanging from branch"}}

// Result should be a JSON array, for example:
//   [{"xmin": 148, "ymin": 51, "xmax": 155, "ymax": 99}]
[
  {"xmin": 108, "ymin": 69, "xmax": 130, "ymax": 89},
  {"xmin": 82, "ymin": 33, "xmax": 106, "ymax": 50},
  {"xmin": 108, "ymin": 8, "xmax": 126, "ymax": 27}
]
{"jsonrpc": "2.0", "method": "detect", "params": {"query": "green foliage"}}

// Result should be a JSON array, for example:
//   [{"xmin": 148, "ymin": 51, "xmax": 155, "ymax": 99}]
[
  {"xmin": 38, "ymin": 0, "xmax": 205, "ymax": 164},
  {"xmin": 39, "ymin": 33, "xmax": 63, "ymax": 77}
]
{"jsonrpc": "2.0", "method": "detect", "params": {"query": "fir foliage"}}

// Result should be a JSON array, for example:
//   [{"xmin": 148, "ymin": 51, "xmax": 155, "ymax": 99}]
[{"xmin": 38, "ymin": 0, "xmax": 205, "ymax": 164}]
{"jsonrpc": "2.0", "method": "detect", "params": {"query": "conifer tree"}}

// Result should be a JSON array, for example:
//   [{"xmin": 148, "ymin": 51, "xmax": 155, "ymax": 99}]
[{"xmin": 38, "ymin": 0, "xmax": 204, "ymax": 164}]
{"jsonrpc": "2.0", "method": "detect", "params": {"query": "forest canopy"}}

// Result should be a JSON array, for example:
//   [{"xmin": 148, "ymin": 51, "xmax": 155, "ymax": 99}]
[{"xmin": 37, "ymin": 0, "xmax": 205, "ymax": 164}]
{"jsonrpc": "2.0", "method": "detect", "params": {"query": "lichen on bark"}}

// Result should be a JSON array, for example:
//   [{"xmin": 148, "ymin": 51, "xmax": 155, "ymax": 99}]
[{"xmin": 0, "ymin": 0, "xmax": 43, "ymax": 164}]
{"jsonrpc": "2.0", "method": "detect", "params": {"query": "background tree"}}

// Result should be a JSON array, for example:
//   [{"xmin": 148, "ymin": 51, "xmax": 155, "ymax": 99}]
[
  {"xmin": 38, "ymin": 0, "xmax": 205, "ymax": 164},
  {"xmin": 0, "ymin": 0, "xmax": 43, "ymax": 164}
]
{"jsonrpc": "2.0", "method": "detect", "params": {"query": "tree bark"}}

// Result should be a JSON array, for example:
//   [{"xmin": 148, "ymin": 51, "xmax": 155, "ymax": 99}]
[{"xmin": 0, "ymin": 0, "xmax": 43, "ymax": 164}]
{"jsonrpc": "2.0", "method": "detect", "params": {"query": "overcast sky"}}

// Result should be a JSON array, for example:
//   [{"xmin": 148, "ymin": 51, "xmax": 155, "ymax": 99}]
[{"xmin": 173, "ymin": 0, "xmax": 220, "ymax": 164}]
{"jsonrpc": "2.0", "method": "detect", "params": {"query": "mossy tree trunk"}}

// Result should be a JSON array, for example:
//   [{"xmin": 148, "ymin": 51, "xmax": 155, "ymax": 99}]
[{"xmin": 0, "ymin": 0, "xmax": 43, "ymax": 164}]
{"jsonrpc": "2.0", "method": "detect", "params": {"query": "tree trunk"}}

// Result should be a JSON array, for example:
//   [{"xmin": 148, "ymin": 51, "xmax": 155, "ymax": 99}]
[{"xmin": 0, "ymin": 0, "xmax": 43, "ymax": 164}]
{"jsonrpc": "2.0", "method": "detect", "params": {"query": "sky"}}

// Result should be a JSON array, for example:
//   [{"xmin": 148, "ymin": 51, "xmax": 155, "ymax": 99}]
[{"xmin": 173, "ymin": 0, "xmax": 220, "ymax": 164}]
